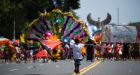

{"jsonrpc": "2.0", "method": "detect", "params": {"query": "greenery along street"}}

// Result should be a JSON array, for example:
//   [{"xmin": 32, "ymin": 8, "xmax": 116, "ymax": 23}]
[{"xmin": 0, "ymin": 0, "xmax": 80, "ymax": 39}]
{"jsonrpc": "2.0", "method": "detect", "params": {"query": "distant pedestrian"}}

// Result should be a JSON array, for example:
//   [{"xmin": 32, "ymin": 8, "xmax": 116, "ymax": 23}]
[
  {"xmin": 70, "ymin": 39, "xmax": 84, "ymax": 74},
  {"xmin": 123, "ymin": 43, "xmax": 129, "ymax": 60},
  {"xmin": 85, "ymin": 38, "xmax": 95, "ymax": 62},
  {"xmin": 15, "ymin": 45, "xmax": 21, "ymax": 63},
  {"xmin": 3, "ymin": 46, "xmax": 10, "ymax": 63}
]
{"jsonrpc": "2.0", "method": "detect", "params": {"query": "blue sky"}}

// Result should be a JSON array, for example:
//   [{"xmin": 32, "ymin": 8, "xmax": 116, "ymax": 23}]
[{"xmin": 75, "ymin": 0, "xmax": 140, "ymax": 24}]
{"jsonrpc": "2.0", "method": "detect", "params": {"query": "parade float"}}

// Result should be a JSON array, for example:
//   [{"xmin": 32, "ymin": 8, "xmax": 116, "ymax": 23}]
[
  {"xmin": 86, "ymin": 13, "xmax": 112, "ymax": 58},
  {"xmin": 87, "ymin": 13, "xmax": 138, "ymax": 43},
  {"xmin": 102, "ymin": 25, "xmax": 137, "ymax": 43}
]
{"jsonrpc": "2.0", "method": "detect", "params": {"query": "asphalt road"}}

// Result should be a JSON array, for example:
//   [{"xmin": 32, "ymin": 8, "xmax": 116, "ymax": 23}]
[
  {"xmin": 0, "ymin": 60, "xmax": 140, "ymax": 75},
  {"xmin": 84, "ymin": 60, "xmax": 140, "ymax": 75}
]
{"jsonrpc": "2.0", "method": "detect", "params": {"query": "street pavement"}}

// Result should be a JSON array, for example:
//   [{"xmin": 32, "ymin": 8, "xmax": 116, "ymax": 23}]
[
  {"xmin": 84, "ymin": 60, "xmax": 140, "ymax": 75},
  {"xmin": 0, "ymin": 59, "xmax": 140, "ymax": 75}
]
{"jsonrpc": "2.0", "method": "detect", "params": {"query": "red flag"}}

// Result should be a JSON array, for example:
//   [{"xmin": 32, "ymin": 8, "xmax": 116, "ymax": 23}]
[{"xmin": 40, "ymin": 40, "xmax": 61, "ymax": 50}]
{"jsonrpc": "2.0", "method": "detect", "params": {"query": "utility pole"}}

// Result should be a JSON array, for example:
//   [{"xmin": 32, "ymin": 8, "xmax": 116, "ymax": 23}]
[
  {"xmin": 13, "ymin": 0, "xmax": 16, "ymax": 40},
  {"xmin": 13, "ymin": 20, "xmax": 15, "ymax": 40},
  {"xmin": 117, "ymin": 8, "xmax": 119, "ymax": 25}
]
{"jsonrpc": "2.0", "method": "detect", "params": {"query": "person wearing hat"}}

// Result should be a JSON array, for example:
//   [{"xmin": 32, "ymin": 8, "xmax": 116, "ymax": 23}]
[{"xmin": 70, "ymin": 39, "xmax": 84, "ymax": 74}]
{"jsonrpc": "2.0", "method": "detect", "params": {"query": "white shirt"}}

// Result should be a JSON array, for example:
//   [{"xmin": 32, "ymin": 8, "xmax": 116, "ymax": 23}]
[{"xmin": 71, "ymin": 43, "xmax": 84, "ymax": 59}]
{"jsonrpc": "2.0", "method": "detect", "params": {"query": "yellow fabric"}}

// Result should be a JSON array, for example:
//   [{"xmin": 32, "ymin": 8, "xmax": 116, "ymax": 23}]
[{"xmin": 20, "ymin": 33, "xmax": 25, "ymax": 43}]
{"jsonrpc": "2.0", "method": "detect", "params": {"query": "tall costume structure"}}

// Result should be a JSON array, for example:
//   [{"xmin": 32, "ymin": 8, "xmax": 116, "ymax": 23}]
[
  {"xmin": 87, "ymin": 13, "xmax": 112, "ymax": 42},
  {"xmin": 27, "ymin": 9, "xmax": 90, "ymax": 51}
]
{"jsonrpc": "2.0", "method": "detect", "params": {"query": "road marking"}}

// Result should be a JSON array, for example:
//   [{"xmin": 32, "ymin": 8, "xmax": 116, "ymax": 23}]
[
  {"xmin": 80, "ymin": 61, "xmax": 101, "ymax": 75},
  {"xmin": 9, "ymin": 69, "xmax": 19, "ymax": 71},
  {"xmin": 80, "ymin": 61, "xmax": 99, "ymax": 72},
  {"xmin": 27, "ymin": 66, "xmax": 33, "ymax": 69},
  {"xmin": 72, "ymin": 60, "xmax": 101, "ymax": 75}
]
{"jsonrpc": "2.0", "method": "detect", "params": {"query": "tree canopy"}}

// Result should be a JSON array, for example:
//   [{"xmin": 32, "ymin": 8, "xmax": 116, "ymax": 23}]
[{"xmin": 0, "ymin": 0, "xmax": 80, "ymax": 39}]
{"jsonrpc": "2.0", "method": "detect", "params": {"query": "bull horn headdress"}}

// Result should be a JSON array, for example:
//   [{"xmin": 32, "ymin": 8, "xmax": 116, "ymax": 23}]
[{"xmin": 87, "ymin": 13, "xmax": 111, "ymax": 29}]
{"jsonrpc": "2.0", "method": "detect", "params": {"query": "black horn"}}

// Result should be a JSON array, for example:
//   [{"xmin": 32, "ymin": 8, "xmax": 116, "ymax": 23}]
[{"xmin": 87, "ymin": 13, "xmax": 111, "ymax": 27}]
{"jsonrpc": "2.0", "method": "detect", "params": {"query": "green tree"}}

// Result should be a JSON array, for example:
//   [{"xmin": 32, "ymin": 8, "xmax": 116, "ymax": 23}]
[
  {"xmin": 0, "ymin": 0, "xmax": 81, "ymax": 39},
  {"xmin": 129, "ymin": 22, "xmax": 140, "ymax": 26}
]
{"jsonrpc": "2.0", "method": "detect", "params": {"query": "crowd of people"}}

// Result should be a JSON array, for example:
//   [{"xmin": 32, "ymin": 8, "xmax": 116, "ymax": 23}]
[
  {"xmin": 0, "ymin": 38, "xmax": 140, "ymax": 64},
  {"xmin": 96, "ymin": 42, "xmax": 140, "ymax": 61},
  {"xmin": 0, "ymin": 44, "xmax": 30, "ymax": 63}
]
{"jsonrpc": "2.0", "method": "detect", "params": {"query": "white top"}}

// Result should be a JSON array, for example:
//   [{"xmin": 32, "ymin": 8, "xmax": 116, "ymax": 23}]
[
  {"xmin": 71, "ymin": 43, "xmax": 84, "ymax": 59},
  {"xmin": 65, "ymin": 44, "xmax": 70, "ymax": 49},
  {"xmin": 15, "ymin": 46, "xmax": 20, "ymax": 53}
]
